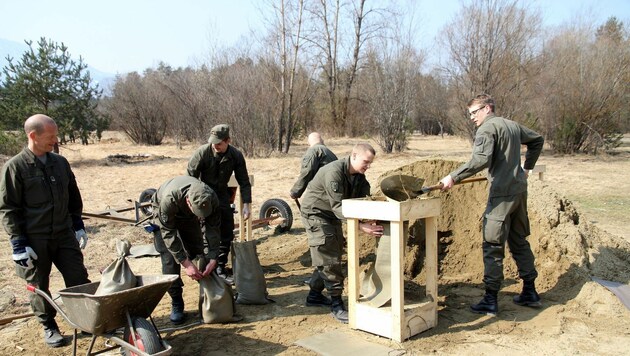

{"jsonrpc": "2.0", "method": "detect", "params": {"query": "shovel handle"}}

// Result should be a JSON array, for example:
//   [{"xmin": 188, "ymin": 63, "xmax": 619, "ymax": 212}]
[
  {"xmin": 422, "ymin": 176, "xmax": 487, "ymax": 193},
  {"xmin": 0, "ymin": 312, "xmax": 34, "ymax": 326}
]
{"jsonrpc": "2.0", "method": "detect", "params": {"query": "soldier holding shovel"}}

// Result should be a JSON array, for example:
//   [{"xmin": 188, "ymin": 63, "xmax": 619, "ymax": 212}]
[{"xmin": 439, "ymin": 93, "xmax": 544, "ymax": 316}]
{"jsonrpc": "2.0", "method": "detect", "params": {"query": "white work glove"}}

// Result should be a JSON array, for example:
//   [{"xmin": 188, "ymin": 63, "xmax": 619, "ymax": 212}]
[
  {"xmin": 75, "ymin": 229, "xmax": 88, "ymax": 249},
  {"xmin": 13, "ymin": 246, "xmax": 38, "ymax": 269},
  {"xmin": 242, "ymin": 203, "xmax": 251, "ymax": 220}
]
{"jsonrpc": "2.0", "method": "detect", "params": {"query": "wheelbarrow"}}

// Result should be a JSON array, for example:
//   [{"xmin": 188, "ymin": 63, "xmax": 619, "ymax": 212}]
[{"xmin": 27, "ymin": 274, "xmax": 178, "ymax": 356}]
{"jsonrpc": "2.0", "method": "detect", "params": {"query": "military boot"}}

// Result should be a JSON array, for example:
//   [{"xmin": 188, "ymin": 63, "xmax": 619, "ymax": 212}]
[
  {"xmin": 170, "ymin": 295, "xmax": 186, "ymax": 325},
  {"xmin": 216, "ymin": 264, "xmax": 234, "ymax": 285},
  {"xmin": 470, "ymin": 289, "xmax": 499, "ymax": 315},
  {"xmin": 513, "ymin": 280, "xmax": 542, "ymax": 307},
  {"xmin": 330, "ymin": 296, "xmax": 349, "ymax": 324},
  {"xmin": 43, "ymin": 319, "xmax": 65, "ymax": 348},
  {"xmin": 305, "ymin": 289, "xmax": 332, "ymax": 307}
]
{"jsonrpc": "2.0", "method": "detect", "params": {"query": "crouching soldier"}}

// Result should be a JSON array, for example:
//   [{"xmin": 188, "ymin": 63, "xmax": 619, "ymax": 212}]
[{"xmin": 151, "ymin": 176, "xmax": 221, "ymax": 324}]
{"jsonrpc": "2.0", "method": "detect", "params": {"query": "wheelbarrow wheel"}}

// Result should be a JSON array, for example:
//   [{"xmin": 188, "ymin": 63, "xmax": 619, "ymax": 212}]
[
  {"xmin": 123, "ymin": 317, "xmax": 163, "ymax": 355},
  {"xmin": 138, "ymin": 188, "xmax": 157, "ymax": 216},
  {"xmin": 259, "ymin": 198, "xmax": 293, "ymax": 233}
]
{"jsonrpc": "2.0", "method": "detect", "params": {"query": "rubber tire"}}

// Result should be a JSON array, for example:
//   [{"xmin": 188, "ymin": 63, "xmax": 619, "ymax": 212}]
[
  {"xmin": 123, "ymin": 317, "xmax": 164, "ymax": 356},
  {"xmin": 138, "ymin": 188, "xmax": 156, "ymax": 216},
  {"xmin": 259, "ymin": 198, "xmax": 293, "ymax": 233}
]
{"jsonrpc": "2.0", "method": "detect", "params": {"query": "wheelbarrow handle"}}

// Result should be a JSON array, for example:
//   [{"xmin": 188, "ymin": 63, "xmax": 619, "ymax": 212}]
[{"xmin": 26, "ymin": 284, "xmax": 81, "ymax": 331}]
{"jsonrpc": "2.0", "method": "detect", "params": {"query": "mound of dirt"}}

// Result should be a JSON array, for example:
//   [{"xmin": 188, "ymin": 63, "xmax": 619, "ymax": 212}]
[{"xmin": 367, "ymin": 158, "xmax": 630, "ymax": 306}]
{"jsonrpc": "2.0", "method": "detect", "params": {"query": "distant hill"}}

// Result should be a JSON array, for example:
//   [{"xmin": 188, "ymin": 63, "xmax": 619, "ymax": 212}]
[{"xmin": 0, "ymin": 38, "xmax": 115, "ymax": 91}]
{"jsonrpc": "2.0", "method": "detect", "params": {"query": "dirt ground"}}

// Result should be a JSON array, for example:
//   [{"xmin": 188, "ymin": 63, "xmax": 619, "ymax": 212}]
[{"xmin": 0, "ymin": 132, "xmax": 629, "ymax": 355}]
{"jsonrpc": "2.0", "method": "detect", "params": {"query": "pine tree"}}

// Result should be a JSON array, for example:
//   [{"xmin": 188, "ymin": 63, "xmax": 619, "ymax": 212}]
[{"xmin": 0, "ymin": 37, "xmax": 106, "ymax": 144}]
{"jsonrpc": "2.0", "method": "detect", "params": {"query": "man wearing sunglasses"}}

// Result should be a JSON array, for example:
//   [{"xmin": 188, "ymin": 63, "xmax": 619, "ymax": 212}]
[{"xmin": 439, "ymin": 94, "xmax": 544, "ymax": 316}]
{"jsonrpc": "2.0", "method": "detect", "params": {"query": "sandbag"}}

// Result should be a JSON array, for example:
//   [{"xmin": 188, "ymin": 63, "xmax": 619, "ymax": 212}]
[
  {"xmin": 95, "ymin": 240, "xmax": 137, "ymax": 296},
  {"xmin": 197, "ymin": 257, "xmax": 238, "ymax": 324},
  {"xmin": 231, "ymin": 240, "xmax": 274, "ymax": 304},
  {"xmin": 360, "ymin": 222, "xmax": 412, "ymax": 307}
]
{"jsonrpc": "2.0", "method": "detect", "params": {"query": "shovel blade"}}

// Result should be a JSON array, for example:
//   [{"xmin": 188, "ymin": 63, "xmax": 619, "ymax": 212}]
[{"xmin": 380, "ymin": 174, "xmax": 425, "ymax": 201}]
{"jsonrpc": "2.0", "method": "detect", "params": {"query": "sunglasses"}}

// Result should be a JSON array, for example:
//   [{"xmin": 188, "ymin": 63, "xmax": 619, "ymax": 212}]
[{"xmin": 469, "ymin": 106, "xmax": 485, "ymax": 116}]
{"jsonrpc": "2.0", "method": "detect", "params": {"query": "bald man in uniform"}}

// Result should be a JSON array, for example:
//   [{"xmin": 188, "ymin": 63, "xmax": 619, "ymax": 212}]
[{"xmin": 1, "ymin": 114, "xmax": 90, "ymax": 347}]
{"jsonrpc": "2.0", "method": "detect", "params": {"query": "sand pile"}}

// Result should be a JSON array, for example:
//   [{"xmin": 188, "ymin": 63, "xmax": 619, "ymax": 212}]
[{"xmin": 365, "ymin": 158, "xmax": 630, "ymax": 310}]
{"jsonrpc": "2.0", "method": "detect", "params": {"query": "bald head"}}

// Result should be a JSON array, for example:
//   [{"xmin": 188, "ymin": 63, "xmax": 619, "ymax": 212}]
[
  {"xmin": 307, "ymin": 132, "xmax": 323, "ymax": 147},
  {"xmin": 24, "ymin": 114, "xmax": 57, "ymax": 135},
  {"xmin": 25, "ymin": 114, "xmax": 59, "ymax": 156}
]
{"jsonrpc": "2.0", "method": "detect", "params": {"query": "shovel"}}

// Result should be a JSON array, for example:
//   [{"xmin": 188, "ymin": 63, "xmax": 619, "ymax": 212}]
[{"xmin": 381, "ymin": 174, "xmax": 487, "ymax": 201}]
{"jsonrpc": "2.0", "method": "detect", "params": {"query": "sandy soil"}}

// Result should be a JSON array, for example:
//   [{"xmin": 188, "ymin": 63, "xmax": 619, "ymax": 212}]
[{"xmin": 0, "ymin": 132, "xmax": 629, "ymax": 355}]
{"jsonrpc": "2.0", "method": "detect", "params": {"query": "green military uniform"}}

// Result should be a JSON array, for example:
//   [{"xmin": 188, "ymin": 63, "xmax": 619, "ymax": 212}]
[
  {"xmin": 300, "ymin": 157, "xmax": 371, "ymax": 296},
  {"xmin": 187, "ymin": 144, "xmax": 251, "ymax": 265},
  {"xmin": 0, "ymin": 148, "xmax": 89, "ymax": 327},
  {"xmin": 151, "ymin": 176, "xmax": 221, "ymax": 299},
  {"xmin": 448, "ymin": 114, "xmax": 544, "ymax": 291},
  {"xmin": 290, "ymin": 143, "xmax": 338, "ymax": 198}
]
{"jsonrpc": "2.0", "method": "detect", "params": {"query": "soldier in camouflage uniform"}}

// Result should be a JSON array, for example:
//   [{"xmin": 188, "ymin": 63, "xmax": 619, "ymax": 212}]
[
  {"xmin": 187, "ymin": 124, "xmax": 252, "ymax": 282},
  {"xmin": 151, "ymin": 176, "xmax": 221, "ymax": 324},
  {"xmin": 290, "ymin": 132, "xmax": 338, "ymax": 199},
  {"xmin": 0, "ymin": 114, "xmax": 90, "ymax": 348},
  {"xmin": 300, "ymin": 143, "xmax": 383, "ymax": 323},
  {"xmin": 440, "ymin": 94, "xmax": 544, "ymax": 316}
]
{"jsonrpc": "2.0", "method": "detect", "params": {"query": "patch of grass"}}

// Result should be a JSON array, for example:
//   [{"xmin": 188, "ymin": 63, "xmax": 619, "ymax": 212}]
[{"xmin": 568, "ymin": 195, "xmax": 630, "ymax": 224}]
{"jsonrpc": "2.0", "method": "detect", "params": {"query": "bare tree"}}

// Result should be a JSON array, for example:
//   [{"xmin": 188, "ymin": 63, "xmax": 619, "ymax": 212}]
[
  {"xmin": 304, "ymin": 0, "xmax": 388, "ymax": 136},
  {"xmin": 538, "ymin": 17, "xmax": 629, "ymax": 154},
  {"xmin": 262, "ymin": 0, "xmax": 311, "ymax": 153},
  {"xmin": 438, "ymin": 0, "xmax": 543, "ymax": 139},
  {"xmin": 104, "ymin": 71, "xmax": 168, "ymax": 145},
  {"xmin": 357, "ymin": 4, "xmax": 423, "ymax": 153}
]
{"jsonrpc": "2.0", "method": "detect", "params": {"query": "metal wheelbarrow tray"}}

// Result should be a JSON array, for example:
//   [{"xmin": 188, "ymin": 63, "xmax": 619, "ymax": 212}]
[
  {"xmin": 58, "ymin": 275, "xmax": 176, "ymax": 334},
  {"xmin": 29, "ymin": 274, "xmax": 178, "ymax": 355}
]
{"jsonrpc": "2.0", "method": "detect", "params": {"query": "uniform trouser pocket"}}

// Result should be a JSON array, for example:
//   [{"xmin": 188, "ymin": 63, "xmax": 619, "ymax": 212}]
[
  {"xmin": 483, "ymin": 214, "xmax": 506, "ymax": 245},
  {"xmin": 304, "ymin": 219, "xmax": 343, "ymax": 266},
  {"xmin": 15, "ymin": 263, "xmax": 37, "ymax": 281}
]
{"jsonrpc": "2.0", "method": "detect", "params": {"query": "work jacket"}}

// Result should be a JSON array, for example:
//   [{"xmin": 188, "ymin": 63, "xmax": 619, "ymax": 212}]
[
  {"xmin": 152, "ymin": 176, "xmax": 221, "ymax": 263},
  {"xmin": 290, "ymin": 143, "xmax": 338, "ymax": 198},
  {"xmin": 187, "ymin": 144, "xmax": 252, "ymax": 205},
  {"xmin": 450, "ymin": 114, "xmax": 544, "ymax": 197},
  {"xmin": 300, "ymin": 156, "xmax": 370, "ymax": 222},
  {"xmin": 1, "ymin": 148, "xmax": 83, "ymax": 241}
]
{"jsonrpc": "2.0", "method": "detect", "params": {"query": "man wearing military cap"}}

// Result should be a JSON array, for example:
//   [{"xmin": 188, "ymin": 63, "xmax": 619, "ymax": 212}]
[
  {"xmin": 151, "ymin": 176, "xmax": 221, "ymax": 324},
  {"xmin": 187, "ymin": 124, "xmax": 252, "ymax": 282}
]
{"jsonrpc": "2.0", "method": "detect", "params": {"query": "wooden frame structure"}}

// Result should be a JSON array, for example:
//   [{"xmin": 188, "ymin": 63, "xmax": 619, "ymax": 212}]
[
  {"xmin": 233, "ymin": 175, "xmax": 254, "ymax": 241},
  {"xmin": 342, "ymin": 196, "xmax": 441, "ymax": 342}
]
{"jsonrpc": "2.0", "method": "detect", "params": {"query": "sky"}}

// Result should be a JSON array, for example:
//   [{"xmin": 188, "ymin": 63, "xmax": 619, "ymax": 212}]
[{"xmin": 1, "ymin": 0, "xmax": 629, "ymax": 75}]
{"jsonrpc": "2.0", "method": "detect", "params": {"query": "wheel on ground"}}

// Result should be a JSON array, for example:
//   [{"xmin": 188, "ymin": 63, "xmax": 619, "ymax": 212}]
[
  {"xmin": 138, "ymin": 188, "xmax": 156, "ymax": 216},
  {"xmin": 259, "ymin": 198, "xmax": 293, "ymax": 233},
  {"xmin": 123, "ymin": 317, "xmax": 164, "ymax": 356}
]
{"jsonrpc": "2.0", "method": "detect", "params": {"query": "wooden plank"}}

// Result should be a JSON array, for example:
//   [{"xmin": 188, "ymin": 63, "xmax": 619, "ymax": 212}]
[
  {"xmin": 81, "ymin": 212, "xmax": 137, "ymax": 224},
  {"xmin": 531, "ymin": 164, "xmax": 546, "ymax": 181},
  {"xmin": 342, "ymin": 197, "xmax": 440, "ymax": 221},
  {"xmin": 354, "ymin": 302, "xmax": 436, "ymax": 341},
  {"xmin": 390, "ymin": 221, "xmax": 404, "ymax": 342},
  {"xmin": 425, "ymin": 216, "xmax": 439, "ymax": 328},
  {"xmin": 347, "ymin": 218, "xmax": 360, "ymax": 329}
]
